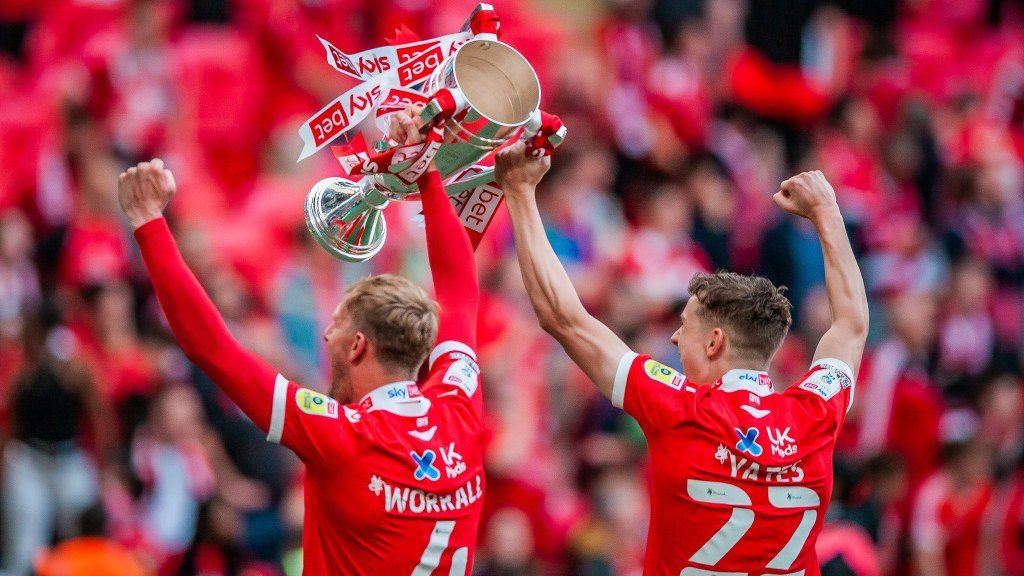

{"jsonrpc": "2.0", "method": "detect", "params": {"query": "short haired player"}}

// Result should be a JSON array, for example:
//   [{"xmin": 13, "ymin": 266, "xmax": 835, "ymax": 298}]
[
  {"xmin": 496, "ymin": 146, "xmax": 868, "ymax": 576},
  {"xmin": 118, "ymin": 109, "xmax": 488, "ymax": 575}
]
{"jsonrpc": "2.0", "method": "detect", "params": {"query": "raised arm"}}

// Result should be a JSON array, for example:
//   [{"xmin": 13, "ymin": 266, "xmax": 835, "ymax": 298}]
[
  {"xmin": 774, "ymin": 170, "xmax": 869, "ymax": 376},
  {"xmin": 120, "ymin": 160, "xmax": 278, "ymax": 431},
  {"xmin": 496, "ymin": 143, "xmax": 631, "ymax": 399},
  {"xmin": 419, "ymin": 169, "xmax": 478, "ymax": 348},
  {"xmin": 390, "ymin": 107, "xmax": 479, "ymax": 350}
]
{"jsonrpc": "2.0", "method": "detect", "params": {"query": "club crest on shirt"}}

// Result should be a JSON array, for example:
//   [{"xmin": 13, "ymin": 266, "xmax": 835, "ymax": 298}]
[
  {"xmin": 643, "ymin": 360, "xmax": 684, "ymax": 390},
  {"xmin": 295, "ymin": 388, "xmax": 339, "ymax": 419}
]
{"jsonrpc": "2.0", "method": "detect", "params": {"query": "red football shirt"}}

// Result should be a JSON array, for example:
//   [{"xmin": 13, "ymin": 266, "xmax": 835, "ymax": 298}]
[
  {"xmin": 611, "ymin": 353, "xmax": 855, "ymax": 576},
  {"xmin": 267, "ymin": 340, "xmax": 485, "ymax": 576}
]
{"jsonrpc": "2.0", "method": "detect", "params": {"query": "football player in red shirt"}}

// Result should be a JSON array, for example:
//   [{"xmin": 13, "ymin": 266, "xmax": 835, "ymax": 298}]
[
  {"xmin": 118, "ymin": 111, "xmax": 486, "ymax": 575},
  {"xmin": 497, "ymin": 146, "xmax": 869, "ymax": 576}
]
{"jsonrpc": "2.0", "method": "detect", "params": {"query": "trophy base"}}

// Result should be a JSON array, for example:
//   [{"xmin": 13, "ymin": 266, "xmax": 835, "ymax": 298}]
[{"xmin": 304, "ymin": 177, "xmax": 388, "ymax": 263}]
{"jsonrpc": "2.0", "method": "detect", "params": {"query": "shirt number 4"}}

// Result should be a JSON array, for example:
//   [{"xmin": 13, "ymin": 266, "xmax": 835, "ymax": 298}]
[
  {"xmin": 412, "ymin": 520, "xmax": 468, "ymax": 576},
  {"xmin": 683, "ymin": 479, "xmax": 820, "ymax": 576}
]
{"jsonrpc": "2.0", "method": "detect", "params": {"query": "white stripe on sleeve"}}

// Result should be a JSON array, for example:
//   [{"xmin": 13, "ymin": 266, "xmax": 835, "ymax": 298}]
[
  {"xmin": 267, "ymin": 373, "xmax": 289, "ymax": 443},
  {"xmin": 429, "ymin": 340, "xmax": 476, "ymax": 369},
  {"xmin": 611, "ymin": 352, "xmax": 639, "ymax": 409}
]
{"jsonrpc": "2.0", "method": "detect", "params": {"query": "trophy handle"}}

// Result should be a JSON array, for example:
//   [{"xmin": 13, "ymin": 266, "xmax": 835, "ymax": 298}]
[{"xmin": 444, "ymin": 110, "xmax": 567, "ymax": 195}]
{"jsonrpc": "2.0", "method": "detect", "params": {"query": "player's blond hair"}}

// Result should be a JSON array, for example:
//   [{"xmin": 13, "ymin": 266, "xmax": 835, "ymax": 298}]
[
  {"xmin": 343, "ymin": 274, "xmax": 439, "ymax": 373},
  {"xmin": 688, "ymin": 272, "xmax": 792, "ymax": 362}
]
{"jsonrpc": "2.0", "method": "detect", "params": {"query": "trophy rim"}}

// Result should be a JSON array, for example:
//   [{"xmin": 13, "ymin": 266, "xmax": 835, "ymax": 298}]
[{"xmin": 450, "ymin": 39, "xmax": 541, "ymax": 128}]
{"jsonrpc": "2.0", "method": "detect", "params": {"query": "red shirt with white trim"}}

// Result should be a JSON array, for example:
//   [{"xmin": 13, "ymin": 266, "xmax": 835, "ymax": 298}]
[
  {"xmin": 611, "ymin": 353, "xmax": 855, "ymax": 576},
  {"xmin": 267, "ymin": 341, "xmax": 485, "ymax": 576}
]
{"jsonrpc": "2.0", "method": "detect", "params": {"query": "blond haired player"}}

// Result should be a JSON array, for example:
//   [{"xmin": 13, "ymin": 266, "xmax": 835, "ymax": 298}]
[{"xmin": 118, "ymin": 109, "xmax": 487, "ymax": 575}]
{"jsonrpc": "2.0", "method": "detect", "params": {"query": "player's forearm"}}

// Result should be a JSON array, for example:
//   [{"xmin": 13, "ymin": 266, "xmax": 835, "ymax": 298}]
[
  {"xmin": 813, "ymin": 207, "xmax": 868, "ymax": 336},
  {"xmin": 135, "ymin": 218, "xmax": 276, "ymax": 430},
  {"xmin": 418, "ymin": 170, "xmax": 479, "ymax": 347},
  {"xmin": 504, "ymin": 188, "xmax": 589, "ymax": 334}
]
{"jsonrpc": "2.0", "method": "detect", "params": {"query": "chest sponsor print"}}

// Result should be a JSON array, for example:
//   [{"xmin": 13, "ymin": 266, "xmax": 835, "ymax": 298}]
[{"xmin": 368, "ymin": 474, "xmax": 484, "ymax": 515}]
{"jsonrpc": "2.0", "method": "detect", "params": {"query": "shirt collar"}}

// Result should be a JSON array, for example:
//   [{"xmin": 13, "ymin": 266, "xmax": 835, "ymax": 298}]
[
  {"xmin": 716, "ymin": 369, "xmax": 774, "ymax": 396},
  {"xmin": 358, "ymin": 381, "xmax": 431, "ymax": 417}
]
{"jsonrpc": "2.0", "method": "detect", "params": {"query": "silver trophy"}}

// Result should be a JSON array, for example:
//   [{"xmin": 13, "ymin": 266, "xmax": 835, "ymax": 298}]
[{"xmin": 299, "ymin": 5, "xmax": 562, "ymax": 262}]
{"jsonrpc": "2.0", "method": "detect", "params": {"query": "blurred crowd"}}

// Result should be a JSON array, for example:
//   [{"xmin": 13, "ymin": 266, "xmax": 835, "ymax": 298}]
[{"xmin": 3, "ymin": 0, "xmax": 1024, "ymax": 574}]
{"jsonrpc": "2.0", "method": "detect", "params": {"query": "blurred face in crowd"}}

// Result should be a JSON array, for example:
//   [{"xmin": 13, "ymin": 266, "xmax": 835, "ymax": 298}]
[
  {"xmin": 483, "ymin": 507, "xmax": 535, "ymax": 569},
  {"xmin": 153, "ymin": 385, "xmax": 205, "ymax": 442},
  {"xmin": 887, "ymin": 290, "xmax": 938, "ymax": 355}
]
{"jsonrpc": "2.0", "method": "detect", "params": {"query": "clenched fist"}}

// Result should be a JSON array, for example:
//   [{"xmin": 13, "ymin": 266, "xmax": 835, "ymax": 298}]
[
  {"xmin": 495, "ymin": 141, "xmax": 550, "ymax": 196},
  {"xmin": 773, "ymin": 170, "xmax": 840, "ymax": 222},
  {"xmin": 388, "ymin": 104, "xmax": 427, "ymax": 146},
  {"xmin": 118, "ymin": 158, "xmax": 176, "ymax": 230}
]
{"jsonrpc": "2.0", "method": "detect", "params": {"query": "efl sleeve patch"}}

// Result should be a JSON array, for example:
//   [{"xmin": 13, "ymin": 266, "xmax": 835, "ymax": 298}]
[
  {"xmin": 798, "ymin": 363, "xmax": 852, "ymax": 402},
  {"xmin": 442, "ymin": 353, "xmax": 480, "ymax": 397},
  {"xmin": 643, "ymin": 359, "xmax": 685, "ymax": 390},
  {"xmin": 295, "ymin": 388, "xmax": 339, "ymax": 419}
]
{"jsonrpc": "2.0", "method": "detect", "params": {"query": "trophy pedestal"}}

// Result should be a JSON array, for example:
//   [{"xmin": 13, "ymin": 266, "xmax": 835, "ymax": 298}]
[{"xmin": 305, "ymin": 178, "xmax": 390, "ymax": 262}]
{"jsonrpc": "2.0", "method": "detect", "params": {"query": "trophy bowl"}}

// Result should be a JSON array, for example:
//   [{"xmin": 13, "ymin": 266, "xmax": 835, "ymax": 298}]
[{"xmin": 424, "ymin": 38, "xmax": 541, "ymax": 155}]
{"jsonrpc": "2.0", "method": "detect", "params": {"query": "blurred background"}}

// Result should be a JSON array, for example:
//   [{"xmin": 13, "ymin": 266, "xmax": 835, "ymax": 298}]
[{"xmin": 1, "ymin": 0, "xmax": 1024, "ymax": 574}]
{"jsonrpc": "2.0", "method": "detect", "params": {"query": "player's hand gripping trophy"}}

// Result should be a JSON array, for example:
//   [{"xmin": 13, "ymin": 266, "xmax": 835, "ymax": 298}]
[{"xmin": 297, "ymin": 3, "xmax": 566, "ymax": 261}]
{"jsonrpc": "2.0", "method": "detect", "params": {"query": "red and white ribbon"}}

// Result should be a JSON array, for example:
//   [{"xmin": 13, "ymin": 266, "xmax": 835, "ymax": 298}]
[
  {"xmin": 465, "ymin": 3, "xmax": 501, "ymax": 41},
  {"xmin": 444, "ymin": 160, "xmax": 505, "ymax": 249},
  {"xmin": 523, "ymin": 111, "xmax": 567, "ymax": 158},
  {"xmin": 317, "ymin": 32, "xmax": 471, "ymax": 87},
  {"xmin": 333, "ymin": 124, "xmax": 447, "ymax": 185},
  {"xmin": 297, "ymin": 75, "xmax": 391, "ymax": 161}
]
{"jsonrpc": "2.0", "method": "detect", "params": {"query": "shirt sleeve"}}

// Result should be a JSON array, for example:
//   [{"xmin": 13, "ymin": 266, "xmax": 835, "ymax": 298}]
[
  {"xmin": 135, "ymin": 218, "xmax": 277, "ymax": 432},
  {"xmin": 424, "ymin": 340, "xmax": 482, "ymax": 415},
  {"xmin": 786, "ymin": 357, "xmax": 857, "ymax": 431},
  {"xmin": 267, "ymin": 375, "xmax": 356, "ymax": 467},
  {"xmin": 613, "ymin": 352, "xmax": 696, "ymax": 432},
  {"xmin": 419, "ymin": 170, "xmax": 479, "ymax": 348}
]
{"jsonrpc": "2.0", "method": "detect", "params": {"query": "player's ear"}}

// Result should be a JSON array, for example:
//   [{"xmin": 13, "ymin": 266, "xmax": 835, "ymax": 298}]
[
  {"xmin": 706, "ymin": 327, "xmax": 726, "ymax": 359},
  {"xmin": 349, "ymin": 332, "xmax": 368, "ymax": 363}
]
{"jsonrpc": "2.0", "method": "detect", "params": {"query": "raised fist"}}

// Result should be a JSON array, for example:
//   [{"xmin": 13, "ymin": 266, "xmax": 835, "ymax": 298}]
[
  {"xmin": 495, "ymin": 141, "xmax": 551, "ymax": 195},
  {"xmin": 773, "ymin": 170, "xmax": 840, "ymax": 221},
  {"xmin": 118, "ymin": 158, "xmax": 176, "ymax": 230},
  {"xmin": 387, "ymin": 104, "xmax": 427, "ymax": 146}
]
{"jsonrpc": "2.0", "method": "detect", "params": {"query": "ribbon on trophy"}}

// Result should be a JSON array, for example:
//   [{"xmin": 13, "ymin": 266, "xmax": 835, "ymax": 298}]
[
  {"xmin": 440, "ymin": 110, "xmax": 566, "ymax": 248},
  {"xmin": 297, "ymin": 74, "xmax": 391, "ymax": 161},
  {"xmin": 298, "ymin": 3, "xmax": 567, "ymax": 261},
  {"xmin": 315, "ymin": 5, "xmax": 500, "ymax": 86},
  {"xmin": 332, "ymin": 88, "xmax": 469, "ymax": 185}
]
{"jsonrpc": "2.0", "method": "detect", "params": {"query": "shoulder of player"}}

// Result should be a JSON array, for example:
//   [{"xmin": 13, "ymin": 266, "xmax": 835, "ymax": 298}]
[
  {"xmin": 784, "ymin": 359, "xmax": 855, "ymax": 400},
  {"xmin": 428, "ymin": 342, "xmax": 479, "ymax": 372},
  {"xmin": 632, "ymin": 355, "xmax": 698, "ymax": 392}
]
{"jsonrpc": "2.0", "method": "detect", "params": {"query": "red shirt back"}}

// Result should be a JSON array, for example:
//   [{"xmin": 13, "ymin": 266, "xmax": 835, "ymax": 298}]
[
  {"xmin": 267, "ymin": 341, "xmax": 485, "ymax": 575},
  {"xmin": 611, "ymin": 353, "xmax": 855, "ymax": 576}
]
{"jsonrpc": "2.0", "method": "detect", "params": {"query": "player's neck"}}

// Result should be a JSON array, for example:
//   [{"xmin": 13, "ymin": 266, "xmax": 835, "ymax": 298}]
[
  {"xmin": 706, "ymin": 356, "xmax": 769, "ymax": 383},
  {"xmin": 349, "ymin": 362, "xmax": 417, "ymax": 401}
]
